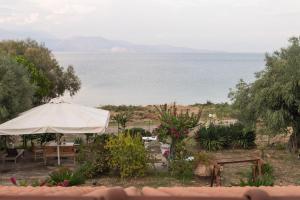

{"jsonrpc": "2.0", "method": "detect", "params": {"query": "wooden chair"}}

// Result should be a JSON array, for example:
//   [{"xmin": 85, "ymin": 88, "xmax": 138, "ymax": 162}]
[
  {"xmin": 2, "ymin": 149, "xmax": 24, "ymax": 164},
  {"xmin": 43, "ymin": 146, "xmax": 57, "ymax": 165},
  {"xmin": 43, "ymin": 145, "xmax": 76, "ymax": 165},
  {"xmin": 32, "ymin": 143, "xmax": 44, "ymax": 161},
  {"xmin": 61, "ymin": 146, "xmax": 76, "ymax": 164}
]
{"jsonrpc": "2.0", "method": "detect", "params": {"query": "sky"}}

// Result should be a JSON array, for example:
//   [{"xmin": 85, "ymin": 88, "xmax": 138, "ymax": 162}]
[{"xmin": 0, "ymin": 0, "xmax": 300, "ymax": 52}]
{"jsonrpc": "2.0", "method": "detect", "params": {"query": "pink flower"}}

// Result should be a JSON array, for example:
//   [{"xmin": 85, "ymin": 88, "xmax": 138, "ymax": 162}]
[
  {"xmin": 163, "ymin": 150, "xmax": 170, "ymax": 158},
  {"xmin": 10, "ymin": 177, "xmax": 17, "ymax": 186},
  {"xmin": 62, "ymin": 180, "xmax": 70, "ymax": 187}
]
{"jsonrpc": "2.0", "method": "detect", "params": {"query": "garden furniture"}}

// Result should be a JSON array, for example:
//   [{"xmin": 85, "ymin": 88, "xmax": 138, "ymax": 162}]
[
  {"xmin": 2, "ymin": 148, "xmax": 24, "ymax": 164},
  {"xmin": 210, "ymin": 157, "xmax": 263, "ymax": 187},
  {"xmin": 44, "ymin": 142, "xmax": 76, "ymax": 165}
]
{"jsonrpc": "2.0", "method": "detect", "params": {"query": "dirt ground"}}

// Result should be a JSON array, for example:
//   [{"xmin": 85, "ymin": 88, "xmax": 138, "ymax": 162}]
[
  {"xmin": 1, "ymin": 148, "xmax": 299, "ymax": 187},
  {"xmin": 87, "ymin": 149, "xmax": 300, "ymax": 187}
]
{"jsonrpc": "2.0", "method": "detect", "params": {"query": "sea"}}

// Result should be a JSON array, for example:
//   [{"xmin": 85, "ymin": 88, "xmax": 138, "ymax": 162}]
[{"xmin": 54, "ymin": 52, "xmax": 265, "ymax": 106}]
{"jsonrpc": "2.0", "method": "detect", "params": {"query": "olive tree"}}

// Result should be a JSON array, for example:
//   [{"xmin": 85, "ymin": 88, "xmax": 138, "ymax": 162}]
[
  {"xmin": 0, "ymin": 54, "xmax": 34, "ymax": 123},
  {"xmin": 0, "ymin": 39, "xmax": 81, "ymax": 104},
  {"xmin": 229, "ymin": 37, "xmax": 300, "ymax": 152}
]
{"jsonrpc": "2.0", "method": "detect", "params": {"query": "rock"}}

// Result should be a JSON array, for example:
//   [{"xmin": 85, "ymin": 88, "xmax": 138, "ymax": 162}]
[{"xmin": 194, "ymin": 164, "xmax": 212, "ymax": 177}]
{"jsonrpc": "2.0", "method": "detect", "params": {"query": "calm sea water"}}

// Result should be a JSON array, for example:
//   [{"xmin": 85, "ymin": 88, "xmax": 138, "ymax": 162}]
[{"xmin": 54, "ymin": 52, "xmax": 265, "ymax": 106}]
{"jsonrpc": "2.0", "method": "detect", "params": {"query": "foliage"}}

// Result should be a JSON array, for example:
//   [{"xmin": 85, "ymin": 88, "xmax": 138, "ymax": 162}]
[
  {"xmin": 37, "ymin": 133, "xmax": 57, "ymax": 145},
  {"xmin": 112, "ymin": 112, "xmax": 132, "ymax": 132},
  {"xmin": 77, "ymin": 134, "xmax": 111, "ymax": 178},
  {"xmin": 191, "ymin": 102, "xmax": 234, "ymax": 119},
  {"xmin": 74, "ymin": 137, "xmax": 84, "ymax": 145},
  {"xmin": 105, "ymin": 133, "xmax": 148, "ymax": 178},
  {"xmin": 15, "ymin": 56, "xmax": 50, "ymax": 104},
  {"xmin": 124, "ymin": 127, "xmax": 152, "ymax": 137},
  {"xmin": 0, "ymin": 54, "xmax": 34, "ymax": 123},
  {"xmin": 168, "ymin": 141, "xmax": 195, "ymax": 181},
  {"xmin": 10, "ymin": 177, "xmax": 47, "ymax": 187},
  {"xmin": 84, "ymin": 133, "xmax": 95, "ymax": 144},
  {"xmin": 0, "ymin": 39, "xmax": 81, "ymax": 104},
  {"xmin": 100, "ymin": 105, "xmax": 144, "ymax": 112},
  {"xmin": 155, "ymin": 103, "xmax": 202, "ymax": 158},
  {"xmin": 11, "ymin": 167, "xmax": 86, "ymax": 187},
  {"xmin": 48, "ymin": 167, "xmax": 85, "ymax": 186},
  {"xmin": 239, "ymin": 175, "xmax": 274, "ymax": 187},
  {"xmin": 194, "ymin": 152, "xmax": 215, "ymax": 166},
  {"xmin": 229, "ymin": 37, "xmax": 300, "ymax": 152},
  {"xmin": 228, "ymin": 80, "xmax": 257, "ymax": 129},
  {"xmin": 169, "ymin": 159, "xmax": 195, "ymax": 181},
  {"xmin": 196, "ymin": 123, "xmax": 256, "ymax": 151},
  {"xmin": 20, "ymin": 133, "xmax": 56, "ymax": 148},
  {"xmin": 240, "ymin": 163, "xmax": 275, "ymax": 187}
]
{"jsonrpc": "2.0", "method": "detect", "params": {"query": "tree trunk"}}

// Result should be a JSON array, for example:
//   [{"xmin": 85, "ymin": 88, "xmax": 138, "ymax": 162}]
[
  {"xmin": 288, "ymin": 122, "xmax": 300, "ymax": 153},
  {"xmin": 170, "ymin": 138, "xmax": 178, "ymax": 160}
]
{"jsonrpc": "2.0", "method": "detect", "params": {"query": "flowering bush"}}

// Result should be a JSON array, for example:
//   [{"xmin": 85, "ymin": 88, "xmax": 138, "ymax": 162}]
[
  {"xmin": 10, "ymin": 167, "xmax": 85, "ymax": 187},
  {"xmin": 155, "ymin": 103, "xmax": 202, "ymax": 158},
  {"xmin": 163, "ymin": 150, "xmax": 170, "ymax": 159}
]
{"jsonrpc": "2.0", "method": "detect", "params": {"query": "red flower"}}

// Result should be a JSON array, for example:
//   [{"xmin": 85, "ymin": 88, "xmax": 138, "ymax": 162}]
[
  {"xmin": 62, "ymin": 180, "xmax": 70, "ymax": 187},
  {"xmin": 163, "ymin": 150, "xmax": 170, "ymax": 158},
  {"xmin": 10, "ymin": 177, "xmax": 17, "ymax": 186}
]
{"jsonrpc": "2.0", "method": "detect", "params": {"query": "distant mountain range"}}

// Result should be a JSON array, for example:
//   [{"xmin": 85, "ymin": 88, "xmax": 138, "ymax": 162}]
[{"xmin": 0, "ymin": 29, "xmax": 221, "ymax": 53}]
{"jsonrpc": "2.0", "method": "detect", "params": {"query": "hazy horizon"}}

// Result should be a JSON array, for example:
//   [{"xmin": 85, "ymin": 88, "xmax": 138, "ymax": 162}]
[{"xmin": 1, "ymin": 0, "xmax": 300, "ymax": 53}]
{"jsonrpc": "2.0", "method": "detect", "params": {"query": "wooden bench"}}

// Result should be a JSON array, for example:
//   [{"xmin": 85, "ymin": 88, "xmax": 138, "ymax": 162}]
[{"xmin": 210, "ymin": 157, "xmax": 263, "ymax": 187}]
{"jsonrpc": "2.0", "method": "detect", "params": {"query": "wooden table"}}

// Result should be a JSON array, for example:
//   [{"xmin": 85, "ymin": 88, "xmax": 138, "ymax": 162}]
[{"xmin": 46, "ymin": 142, "xmax": 75, "ymax": 147}]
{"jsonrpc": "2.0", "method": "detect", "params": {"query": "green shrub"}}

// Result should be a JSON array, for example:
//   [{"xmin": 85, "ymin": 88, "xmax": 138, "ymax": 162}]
[
  {"xmin": 100, "ymin": 105, "xmax": 144, "ymax": 112},
  {"xmin": 169, "ymin": 159, "xmax": 194, "ymax": 181},
  {"xmin": 37, "ymin": 133, "xmax": 56, "ymax": 146},
  {"xmin": 74, "ymin": 137, "xmax": 84, "ymax": 145},
  {"xmin": 240, "ymin": 175, "xmax": 274, "ymax": 187},
  {"xmin": 105, "ymin": 133, "xmax": 148, "ymax": 178},
  {"xmin": 168, "ymin": 141, "xmax": 196, "ymax": 181},
  {"xmin": 261, "ymin": 163, "xmax": 274, "ymax": 178},
  {"xmin": 48, "ymin": 167, "xmax": 85, "ymax": 186},
  {"xmin": 196, "ymin": 123, "xmax": 255, "ymax": 151},
  {"xmin": 10, "ymin": 177, "xmax": 48, "ymax": 187},
  {"xmin": 77, "ymin": 134, "xmax": 111, "ymax": 178},
  {"xmin": 125, "ymin": 128, "xmax": 152, "ymax": 137},
  {"xmin": 239, "ymin": 163, "xmax": 275, "ymax": 187}
]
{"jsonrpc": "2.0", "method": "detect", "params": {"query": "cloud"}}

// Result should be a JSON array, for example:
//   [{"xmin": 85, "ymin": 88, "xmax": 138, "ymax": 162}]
[
  {"xmin": 0, "ymin": 0, "xmax": 300, "ymax": 52},
  {"xmin": 22, "ymin": 13, "xmax": 39, "ymax": 24},
  {"xmin": 0, "ymin": 0, "xmax": 97, "ymax": 25},
  {"xmin": 44, "ymin": 3, "xmax": 96, "ymax": 23},
  {"xmin": 53, "ymin": 4, "xmax": 96, "ymax": 15},
  {"xmin": 0, "ymin": 12, "xmax": 39, "ymax": 25}
]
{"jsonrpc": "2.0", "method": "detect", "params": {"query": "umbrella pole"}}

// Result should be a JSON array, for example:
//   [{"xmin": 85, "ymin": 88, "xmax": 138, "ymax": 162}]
[
  {"xmin": 57, "ymin": 145, "xmax": 61, "ymax": 165},
  {"xmin": 56, "ymin": 133, "xmax": 61, "ymax": 166}
]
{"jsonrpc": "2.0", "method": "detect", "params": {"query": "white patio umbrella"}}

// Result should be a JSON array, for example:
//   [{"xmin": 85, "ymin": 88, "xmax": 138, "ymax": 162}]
[{"xmin": 0, "ymin": 98, "xmax": 110, "ymax": 165}]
